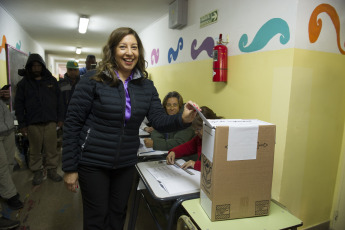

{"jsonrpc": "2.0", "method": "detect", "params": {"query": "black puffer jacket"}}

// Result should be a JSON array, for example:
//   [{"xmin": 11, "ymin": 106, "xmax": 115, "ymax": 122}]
[
  {"xmin": 62, "ymin": 69, "xmax": 189, "ymax": 172},
  {"xmin": 14, "ymin": 54, "xmax": 64, "ymax": 129}
]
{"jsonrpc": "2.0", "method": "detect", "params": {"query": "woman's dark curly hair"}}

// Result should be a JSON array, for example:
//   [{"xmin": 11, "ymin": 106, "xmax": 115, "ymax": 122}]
[
  {"xmin": 192, "ymin": 106, "xmax": 223, "ymax": 130},
  {"xmin": 92, "ymin": 27, "xmax": 148, "ymax": 86}
]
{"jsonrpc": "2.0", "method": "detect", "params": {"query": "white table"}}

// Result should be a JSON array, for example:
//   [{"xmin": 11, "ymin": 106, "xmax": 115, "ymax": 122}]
[{"xmin": 127, "ymin": 160, "xmax": 200, "ymax": 230}]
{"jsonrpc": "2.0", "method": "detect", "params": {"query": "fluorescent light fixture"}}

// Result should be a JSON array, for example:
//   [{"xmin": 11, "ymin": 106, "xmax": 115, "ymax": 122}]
[
  {"xmin": 76, "ymin": 47, "xmax": 82, "ymax": 54},
  {"xmin": 78, "ymin": 16, "xmax": 89, "ymax": 34}
]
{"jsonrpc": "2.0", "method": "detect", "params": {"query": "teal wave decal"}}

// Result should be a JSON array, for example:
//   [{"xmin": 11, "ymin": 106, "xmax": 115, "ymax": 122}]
[
  {"xmin": 239, "ymin": 18, "xmax": 290, "ymax": 53},
  {"xmin": 16, "ymin": 40, "xmax": 21, "ymax": 50}
]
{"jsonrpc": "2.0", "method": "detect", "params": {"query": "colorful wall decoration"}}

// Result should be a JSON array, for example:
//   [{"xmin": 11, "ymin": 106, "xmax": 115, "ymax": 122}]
[
  {"xmin": 0, "ymin": 35, "xmax": 7, "ymax": 54},
  {"xmin": 168, "ymin": 37, "xmax": 183, "ymax": 63},
  {"xmin": 308, "ymin": 3, "xmax": 344, "ymax": 54},
  {"xmin": 238, "ymin": 18, "xmax": 290, "ymax": 53}
]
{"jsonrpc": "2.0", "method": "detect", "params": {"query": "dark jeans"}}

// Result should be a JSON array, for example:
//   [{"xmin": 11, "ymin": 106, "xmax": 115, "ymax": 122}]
[{"xmin": 78, "ymin": 164, "xmax": 135, "ymax": 230}]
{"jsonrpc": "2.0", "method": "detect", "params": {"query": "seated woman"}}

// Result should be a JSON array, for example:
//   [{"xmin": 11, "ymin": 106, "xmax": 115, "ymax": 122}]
[
  {"xmin": 144, "ymin": 91, "xmax": 195, "ymax": 151},
  {"xmin": 166, "ymin": 106, "xmax": 223, "ymax": 171}
]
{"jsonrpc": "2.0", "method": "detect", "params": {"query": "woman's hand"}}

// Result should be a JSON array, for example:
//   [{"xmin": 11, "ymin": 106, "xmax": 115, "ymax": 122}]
[
  {"xmin": 182, "ymin": 101, "xmax": 200, "ymax": 124},
  {"xmin": 64, "ymin": 172, "xmax": 79, "ymax": 193},
  {"xmin": 144, "ymin": 138, "xmax": 153, "ymax": 148},
  {"xmin": 181, "ymin": 160, "xmax": 195, "ymax": 169},
  {"xmin": 166, "ymin": 151, "xmax": 176, "ymax": 165}
]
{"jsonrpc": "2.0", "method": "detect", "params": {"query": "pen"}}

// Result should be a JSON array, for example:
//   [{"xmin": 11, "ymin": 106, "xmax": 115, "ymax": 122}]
[
  {"xmin": 174, "ymin": 162, "xmax": 195, "ymax": 175},
  {"xmin": 157, "ymin": 180, "xmax": 168, "ymax": 193},
  {"xmin": 140, "ymin": 150, "xmax": 155, "ymax": 154}
]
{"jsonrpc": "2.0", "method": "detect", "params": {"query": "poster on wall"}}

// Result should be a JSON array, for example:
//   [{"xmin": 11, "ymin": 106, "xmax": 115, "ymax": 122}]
[{"xmin": 5, "ymin": 44, "xmax": 28, "ymax": 111}]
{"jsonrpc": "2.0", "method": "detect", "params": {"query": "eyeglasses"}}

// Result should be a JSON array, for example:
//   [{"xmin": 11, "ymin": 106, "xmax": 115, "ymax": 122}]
[{"xmin": 166, "ymin": 103, "xmax": 179, "ymax": 108}]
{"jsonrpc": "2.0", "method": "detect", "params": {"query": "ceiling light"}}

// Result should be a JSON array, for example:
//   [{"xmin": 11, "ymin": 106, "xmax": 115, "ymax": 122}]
[
  {"xmin": 78, "ymin": 16, "xmax": 89, "ymax": 34},
  {"xmin": 76, "ymin": 47, "xmax": 82, "ymax": 54}
]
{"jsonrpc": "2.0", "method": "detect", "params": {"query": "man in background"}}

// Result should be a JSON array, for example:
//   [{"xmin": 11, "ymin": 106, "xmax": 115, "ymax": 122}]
[
  {"xmin": 14, "ymin": 53, "xmax": 64, "ymax": 186},
  {"xmin": 79, "ymin": 54, "xmax": 97, "ymax": 76},
  {"xmin": 57, "ymin": 60, "xmax": 81, "ymax": 151},
  {"xmin": 59, "ymin": 60, "xmax": 81, "ymax": 118},
  {"xmin": 0, "ymin": 88, "xmax": 22, "ymax": 229}
]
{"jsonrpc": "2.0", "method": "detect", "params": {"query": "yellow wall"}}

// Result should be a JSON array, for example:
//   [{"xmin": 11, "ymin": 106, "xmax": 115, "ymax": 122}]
[
  {"xmin": 280, "ymin": 49, "xmax": 345, "ymax": 227},
  {"xmin": 148, "ymin": 48, "xmax": 345, "ymax": 228},
  {"xmin": 0, "ymin": 59, "xmax": 7, "ymax": 86}
]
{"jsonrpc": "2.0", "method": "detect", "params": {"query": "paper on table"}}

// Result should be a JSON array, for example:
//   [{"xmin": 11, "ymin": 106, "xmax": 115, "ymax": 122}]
[
  {"xmin": 146, "ymin": 159, "xmax": 200, "ymax": 195},
  {"xmin": 138, "ymin": 138, "xmax": 154, "ymax": 153},
  {"xmin": 137, "ymin": 138, "xmax": 167, "ymax": 156}
]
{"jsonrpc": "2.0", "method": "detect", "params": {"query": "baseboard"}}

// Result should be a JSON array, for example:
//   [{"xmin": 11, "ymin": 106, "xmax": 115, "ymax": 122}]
[{"xmin": 304, "ymin": 221, "xmax": 330, "ymax": 230}]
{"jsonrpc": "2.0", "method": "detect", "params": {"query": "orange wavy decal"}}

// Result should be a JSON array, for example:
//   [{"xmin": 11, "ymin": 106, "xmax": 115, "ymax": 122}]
[
  {"xmin": 0, "ymin": 35, "xmax": 7, "ymax": 54},
  {"xmin": 309, "ymin": 3, "xmax": 345, "ymax": 54}
]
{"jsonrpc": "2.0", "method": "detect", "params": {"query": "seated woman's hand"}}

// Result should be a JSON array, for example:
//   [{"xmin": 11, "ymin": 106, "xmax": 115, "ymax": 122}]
[
  {"xmin": 166, "ymin": 152, "xmax": 176, "ymax": 165},
  {"xmin": 144, "ymin": 138, "xmax": 153, "ymax": 148},
  {"xmin": 181, "ymin": 160, "xmax": 195, "ymax": 169},
  {"xmin": 144, "ymin": 127, "xmax": 154, "ymax": 133}
]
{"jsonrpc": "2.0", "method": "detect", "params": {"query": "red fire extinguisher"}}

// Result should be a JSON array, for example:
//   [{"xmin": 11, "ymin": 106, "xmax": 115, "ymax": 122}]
[{"xmin": 213, "ymin": 34, "xmax": 228, "ymax": 82}]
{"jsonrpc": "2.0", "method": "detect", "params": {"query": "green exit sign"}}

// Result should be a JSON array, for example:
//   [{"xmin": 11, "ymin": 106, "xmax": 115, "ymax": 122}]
[{"xmin": 200, "ymin": 10, "xmax": 218, "ymax": 28}]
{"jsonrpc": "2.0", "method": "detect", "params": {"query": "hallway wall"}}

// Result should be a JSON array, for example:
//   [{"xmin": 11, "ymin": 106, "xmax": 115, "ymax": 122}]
[{"xmin": 0, "ymin": 4, "xmax": 44, "ymax": 86}]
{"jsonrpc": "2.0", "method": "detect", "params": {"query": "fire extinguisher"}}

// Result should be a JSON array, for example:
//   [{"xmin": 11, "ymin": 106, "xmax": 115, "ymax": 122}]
[{"xmin": 213, "ymin": 34, "xmax": 228, "ymax": 82}]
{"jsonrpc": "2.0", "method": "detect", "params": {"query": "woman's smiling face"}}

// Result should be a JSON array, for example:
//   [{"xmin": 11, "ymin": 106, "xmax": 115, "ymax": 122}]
[
  {"xmin": 165, "ymin": 97, "xmax": 180, "ymax": 115},
  {"xmin": 114, "ymin": 34, "xmax": 139, "ymax": 75}
]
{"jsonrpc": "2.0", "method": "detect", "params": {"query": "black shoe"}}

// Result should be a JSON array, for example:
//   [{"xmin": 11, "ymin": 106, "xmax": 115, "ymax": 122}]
[
  {"xmin": 6, "ymin": 194, "xmax": 23, "ymax": 210},
  {"xmin": 47, "ymin": 169, "xmax": 62, "ymax": 182},
  {"xmin": 0, "ymin": 216, "xmax": 20, "ymax": 230},
  {"xmin": 32, "ymin": 170, "xmax": 44, "ymax": 185}
]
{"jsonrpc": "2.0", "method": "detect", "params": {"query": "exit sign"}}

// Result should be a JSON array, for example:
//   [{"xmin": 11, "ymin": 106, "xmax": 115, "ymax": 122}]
[{"xmin": 200, "ymin": 10, "xmax": 218, "ymax": 28}]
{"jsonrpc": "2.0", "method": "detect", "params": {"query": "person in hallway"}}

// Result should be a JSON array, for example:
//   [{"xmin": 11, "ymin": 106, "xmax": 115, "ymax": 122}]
[
  {"xmin": 144, "ymin": 91, "xmax": 195, "ymax": 151},
  {"xmin": 62, "ymin": 27, "xmax": 199, "ymax": 230},
  {"xmin": 79, "ymin": 54, "xmax": 97, "ymax": 76},
  {"xmin": 0, "ymin": 88, "xmax": 24, "ymax": 211},
  {"xmin": 14, "ymin": 53, "xmax": 64, "ymax": 186},
  {"xmin": 166, "ymin": 106, "xmax": 222, "ymax": 171},
  {"xmin": 59, "ymin": 60, "xmax": 81, "ymax": 117},
  {"xmin": 57, "ymin": 60, "xmax": 81, "ymax": 151}
]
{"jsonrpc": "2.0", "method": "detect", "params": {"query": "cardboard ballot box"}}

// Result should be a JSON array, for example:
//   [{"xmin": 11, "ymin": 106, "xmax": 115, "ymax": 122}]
[{"xmin": 199, "ymin": 119, "xmax": 276, "ymax": 221}]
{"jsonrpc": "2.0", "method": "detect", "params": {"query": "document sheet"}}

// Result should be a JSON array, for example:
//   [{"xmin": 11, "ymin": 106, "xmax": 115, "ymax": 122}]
[
  {"xmin": 146, "ymin": 159, "xmax": 201, "ymax": 194},
  {"xmin": 137, "ymin": 138, "xmax": 167, "ymax": 156}
]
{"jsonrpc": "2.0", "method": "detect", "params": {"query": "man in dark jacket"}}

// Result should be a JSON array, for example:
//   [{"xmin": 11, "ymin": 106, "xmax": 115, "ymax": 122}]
[
  {"xmin": 57, "ymin": 60, "xmax": 80, "ymax": 151},
  {"xmin": 14, "ymin": 53, "xmax": 64, "ymax": 185},
  {"xmin": 58, "ymin": 60, "xmax": 81, "ymax": 118}
]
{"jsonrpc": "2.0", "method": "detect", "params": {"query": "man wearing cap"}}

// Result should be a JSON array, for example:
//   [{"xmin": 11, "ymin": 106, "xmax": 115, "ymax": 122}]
[
  {"xmin": 57, "ymin": 61, "xmax": 81, "ymax": 152},
  {"xmin": 59, "ymin": 60, "xmax": 81, "ymax": 118},
  {"xmin": 14, "ymin": 53, "xmax": 64, "ymax": 186}
]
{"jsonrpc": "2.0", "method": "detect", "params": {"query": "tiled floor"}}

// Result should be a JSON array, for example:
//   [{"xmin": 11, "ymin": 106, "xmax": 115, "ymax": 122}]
[{"xmin": 0, "ymin": 158, "xmax": 180, "ymax": 230}]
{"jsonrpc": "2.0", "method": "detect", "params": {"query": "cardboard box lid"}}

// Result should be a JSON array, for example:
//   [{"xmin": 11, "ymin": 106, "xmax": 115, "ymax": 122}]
[{"xmin": 191, "ymin": 104, "xmax": 274, "ymax": 128}]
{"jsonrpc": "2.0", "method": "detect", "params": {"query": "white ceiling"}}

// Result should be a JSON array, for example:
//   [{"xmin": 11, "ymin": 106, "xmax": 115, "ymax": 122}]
[{"xmin": 0, "ymin": 0, "xmax": 172, "ymax": 65}]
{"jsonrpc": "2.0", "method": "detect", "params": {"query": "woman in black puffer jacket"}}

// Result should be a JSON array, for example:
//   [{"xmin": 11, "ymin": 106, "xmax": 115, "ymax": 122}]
[{"xmin": 62, "ymin": 27, "xmax": 199, "ymax": 230}]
